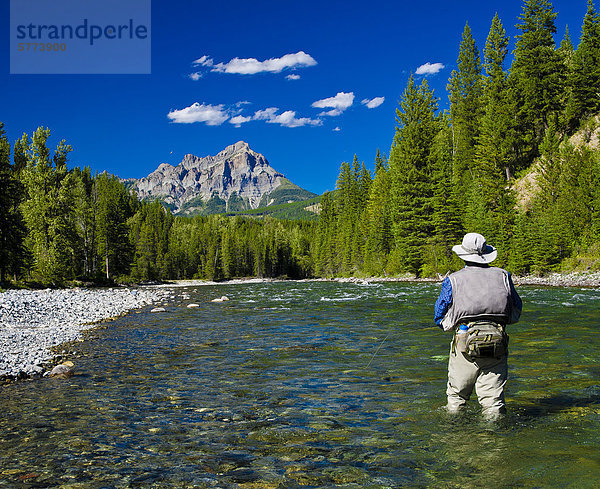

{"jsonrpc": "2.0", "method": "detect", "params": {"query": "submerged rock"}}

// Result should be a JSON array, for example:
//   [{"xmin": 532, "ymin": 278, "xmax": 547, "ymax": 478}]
[
  {"xmin": 151, "ymin": 307, "xmax": 167, "ymax": 313},
  {"xmin": 211, "ymin": 296, "xmax": 229, "ymax": 303},
  {"xmin": 48, "ymin": 361, "xmax": 75, "ymax": 379}
]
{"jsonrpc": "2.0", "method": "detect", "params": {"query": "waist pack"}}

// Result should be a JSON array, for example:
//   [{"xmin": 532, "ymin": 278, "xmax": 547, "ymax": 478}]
[{"xmin": 455, "ymin": 321, "xmax": 508, "ymax": 359}]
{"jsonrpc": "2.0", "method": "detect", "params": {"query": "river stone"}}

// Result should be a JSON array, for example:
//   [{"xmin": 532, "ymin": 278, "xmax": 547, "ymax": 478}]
[
  {"xmin": 49, "ymin": 361, "xmax": 75, "ymax": 378},
  {"xmin": 187, "ymin": 303, "xmax": 200, "ymax": 308},
  {"xmin": 151, "ymin": 307, "xmax": 166, "ymax": 313},
  {"xmin": 211, "ymin": 296, "xmax": 229, "ymax": 303}
]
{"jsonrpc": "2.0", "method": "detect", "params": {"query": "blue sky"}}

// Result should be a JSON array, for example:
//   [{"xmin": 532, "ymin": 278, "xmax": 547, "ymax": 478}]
[{"xmin": 0, "ymin": 0, "xmax": 590, "ymax": 194}]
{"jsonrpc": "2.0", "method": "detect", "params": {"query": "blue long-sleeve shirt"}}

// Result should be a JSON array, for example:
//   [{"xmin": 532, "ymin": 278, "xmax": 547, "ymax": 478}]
[
  {"xmin": 434, "ymin": 273, "xmax": 522, "ymax": 328},
  {"xmin": 434, "ymin": 277, "xmax": 453, "ymax": 326}
]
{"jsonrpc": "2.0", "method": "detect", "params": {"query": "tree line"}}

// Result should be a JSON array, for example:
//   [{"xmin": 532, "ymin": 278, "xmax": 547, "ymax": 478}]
[{"xmin": 1, "ymin": 0, "xmax": 600, "ymax": 285}]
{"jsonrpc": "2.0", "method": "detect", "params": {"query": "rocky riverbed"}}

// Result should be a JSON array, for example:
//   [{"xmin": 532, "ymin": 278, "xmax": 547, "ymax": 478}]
[
  {"xmin": 0, "ymin": 287, "xmax": 169, "ymax": 380},
  {"xmin": 513, "ymin": 271, "xmax": 600, "ymax": 287}
]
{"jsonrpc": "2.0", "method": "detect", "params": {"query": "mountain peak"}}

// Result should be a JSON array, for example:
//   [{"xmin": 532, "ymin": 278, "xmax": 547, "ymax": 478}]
[
  {"xmin": 129, "ymin": 142, "xmax": 304, "ymax": 214},
  {"xmin": 217, "ymin": 140, "xmax": 251, "ymax": 157}
]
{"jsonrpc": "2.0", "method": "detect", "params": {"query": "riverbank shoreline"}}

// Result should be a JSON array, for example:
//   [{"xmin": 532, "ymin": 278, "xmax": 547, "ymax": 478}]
[
  {"xmin": 0, "ymin": 287, "xmax": 170, "ymax": 381},
  {"xmin": 163, "ymin": 271, "xmax": 600, "ymax": 288}
]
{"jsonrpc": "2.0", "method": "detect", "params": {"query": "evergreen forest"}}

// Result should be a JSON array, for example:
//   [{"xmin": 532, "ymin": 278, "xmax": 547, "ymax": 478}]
[{"xmin": 2, "ymin": 0, "xmax": 600, "ymax": 285}]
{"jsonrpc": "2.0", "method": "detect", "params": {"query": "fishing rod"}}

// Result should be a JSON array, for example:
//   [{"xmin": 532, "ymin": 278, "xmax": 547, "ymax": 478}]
[{"xmin": 366, "ymin": 333, "xmax": 390, "ymax": 368}]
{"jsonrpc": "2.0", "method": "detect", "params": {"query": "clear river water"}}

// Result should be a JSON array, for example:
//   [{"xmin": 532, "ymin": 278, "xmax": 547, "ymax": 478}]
[{"xmin": 1, "ymin": 281, "xmax": 600, "ymax": 488}]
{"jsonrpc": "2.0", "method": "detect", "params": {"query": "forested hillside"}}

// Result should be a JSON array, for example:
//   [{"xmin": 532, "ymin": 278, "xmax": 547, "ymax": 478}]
[
  {"xmin": 1, "ymin": 0, "xmax": 599, "ymax": 285},
  {"xmin": 316, "ymin": 0, "xmax": 600, "ymax": 277}
]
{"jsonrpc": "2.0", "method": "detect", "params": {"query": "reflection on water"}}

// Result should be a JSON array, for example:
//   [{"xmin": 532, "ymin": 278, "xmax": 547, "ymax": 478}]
[{"xmin": 1, "ymin": 282, "xmax": 600, "ymax": 488}]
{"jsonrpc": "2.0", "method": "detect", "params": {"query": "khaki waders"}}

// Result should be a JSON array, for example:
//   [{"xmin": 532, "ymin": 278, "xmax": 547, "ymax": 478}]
[{"xmin": 446, "ymin": 338, "xmax": 508, "ymax": 416}]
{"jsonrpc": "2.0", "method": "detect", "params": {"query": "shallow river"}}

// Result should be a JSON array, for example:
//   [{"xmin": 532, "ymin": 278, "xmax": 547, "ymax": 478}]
[{"xmin": 1, "ymin": 281, "xmax": 600, "ymax": 488}]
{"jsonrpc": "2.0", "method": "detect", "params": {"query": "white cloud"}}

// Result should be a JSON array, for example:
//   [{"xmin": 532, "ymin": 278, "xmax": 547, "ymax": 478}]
[
  {"xmin": 254, "ymin": 107, "xmax": 280, "ymax": 121},
  {"xmin": 168, "ymin": 101, "xmax": 322, "ymax": 129},
  {"xmin": 415, "ymin": 62, "xmax": 445, "ymax": 75},
  {"xmin": 362, "ymin": 96, "xmax": 385, "ymax": 109},
  {"xmin": 333, "ymin": 126, "xmax": 341, "ymax": 132},
  {"xmin": 269, "ymin": 111, "xmax": 321, "ymax": 128},
  {"xmin": 253, "ymin": 107, "xmax": 321, "ymax": 128},
  {"xmin": 229, "ymin": 115, "xmax": 252, "ymax": 128},
  {"xmin": 189, "ymin": 72, "xmax": 202, "ymax": 81},
  {"xmin": 193, "ymin": 55, "xmax": 213, "ymax": 67},
  {"xmin": 209, "ymin": 51, "xmax": 316, "ymax": 75},
  {"xmin": 312, "ymin": 92, "xmax": 355, "ymax": 116},
  {"xmin": 286, "ymin": 74, "xmax": 301, "ymax": 80},
  {"xmin": 167, "ymin": 102, "xmax": 229, "ymax": 125}
]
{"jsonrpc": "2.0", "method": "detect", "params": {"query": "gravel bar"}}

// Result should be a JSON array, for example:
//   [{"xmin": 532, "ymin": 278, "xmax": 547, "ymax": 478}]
[{"xmin": 0, "ymin": 287, "xmax": 169, "ymax": 380}]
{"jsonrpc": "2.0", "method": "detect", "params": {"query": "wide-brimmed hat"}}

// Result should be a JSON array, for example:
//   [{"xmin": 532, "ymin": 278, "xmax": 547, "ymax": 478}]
[{"xmin": 452, "ymin": 233, "xmax": 497, "ymax": 264}]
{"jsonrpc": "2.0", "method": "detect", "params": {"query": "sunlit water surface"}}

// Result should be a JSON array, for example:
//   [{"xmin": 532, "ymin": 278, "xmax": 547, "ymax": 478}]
[{"xmin": 1, "ymin": 281, "xmax": 600, "ymax": 488}]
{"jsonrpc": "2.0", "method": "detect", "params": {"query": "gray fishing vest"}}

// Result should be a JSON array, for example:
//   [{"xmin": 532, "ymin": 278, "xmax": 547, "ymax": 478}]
[{"xmin": 441, "ymin": 266, "xmax": 515, "ymax": 331}]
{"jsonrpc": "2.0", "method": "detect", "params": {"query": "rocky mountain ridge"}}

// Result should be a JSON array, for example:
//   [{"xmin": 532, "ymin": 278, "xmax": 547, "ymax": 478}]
[{"xmin": 125, "ymin": 141, "xmax": 315, "ymax": 214}]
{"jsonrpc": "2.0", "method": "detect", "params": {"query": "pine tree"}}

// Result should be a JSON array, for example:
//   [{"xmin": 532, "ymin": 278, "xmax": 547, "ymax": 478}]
[
  {"xmin": 508, "ymin": 212, "xmax": 532, "ymax": 275},
  {"xmin": 20, "ymin": 128, "xmax": 52, "ymax": 279},
  {"xmin": 389, "ymin": 75, "xmax": 439, "ymax": 275},
  {"xmin": 0, "ymin": 123, "xmax": 12, "ymax": 281},
  {"xmin": 559, "ymin": 25, "xmax": 575, "ymax": 65},
  {"xmin": 569, "ymin": 0, "xmax": 600, "ymax": 128},
  {"xmin": 352, "ymin": 160, "xmax": 371, "ymax": 269},
  {"xmin": 49, "ymin": 141, "xmax": 80, "ymax": 280},
  {"xmin": 476, "ymin": 13, "xmax": 514, "ymax": 181},
  {"xmin": 559, "ymin": 26, "xmax": 576, "ymax": 129},
  {"xmin": 334, "ymin": 156, "xmax": 367, "ymax": 274},
  {"xmin": 536, "ymin": 118, "xmax": 563, "ymax": 206},
  {"xmin": 221, "ymin": 220, "xmax": 236, "ymax": 279},
  {"xmin": 72, "ymin": 167, "xmax": 97, "ymax": 278},
  {"xmin": 8, "ymin": 135, "xmax": 29, "ymax": 279},
  {"xmin": 461, "ymin": 13, "xmax": 517, "ymax": 260},
  {"xmin": 426, "ymin": 115, "xmax": 464, "ymax": 275},
  {"xmin": 0, "ymin": 123, "xmax": 26, "ymax": 283},
  {"xmin": 315, "ymin": 191, "xmax": 337, "ymax": 276},
  {"xmin": 363, "ymin": 150, "xmax": 392, "ymax": 275},
  {"xmin": 509, "ymin": 0, "xmax": 564, "ymax": 167},
  {"xmin": 19, "ymin": 128, "xmax": 81, "ymax": 282},
  {"xmin": 95, "ymin": 172, "xmax": 134, "ymax": 280},
  {"xmin": 448, "ymin": 22, "xmax": 484, "ymax": 194}
]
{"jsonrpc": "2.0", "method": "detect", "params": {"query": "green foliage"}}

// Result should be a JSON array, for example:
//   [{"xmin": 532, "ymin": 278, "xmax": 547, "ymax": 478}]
[
  {"xmin": 164, "ymin": 215, "xmax": 314, "ymax": 281},
  {"xmin": 129, "ymin": 200, "xmax": 172, "ymax": 280},
  {"xmin": 476, "ymin": 13, "xmax": 513, "ymax": 182},
  {"xmin": 257, "ymin": 178, "xmax": 317, "ymax": 207},
  {"xmin": 19, "ymin": 128, "xmax": 81, "ymax": 283},
  {"xmin": 0, "ymin": 122, "xmax": 27, "ymax": 283},
  {"xmin": 226, "ymin": 192, "xmax": 246, "ymax": 212},
  {"xmin": 177, "ymin": 192, "xmax": 227, "ymax": 215},
  {"xmin": 448, "ymin": 23, "xmax": 484, "ymax": 194},
  {"xmin": 316, "ymin": 0, "xmax": 600, "ymax": 278},
  {"xmin": 96, "ymin": 172, "xmax": 136, "ymax": 280},
  {"xmin": 314, "ymin": 191, "xmax": 337, "ymax": 276},
  {"xmin": 509, "ymin": 0, "xmax": 565, "ymax": 167},
  {"xmin": 363, "ymin": 150, "xmax": 392, "ymax": 275},
  {"xmin": 389, "ymin": 76, "xmax": 439, "ymax": 276},
  {"xmin": 427, "ymin": 116, "xmax": 464, "ymax": 275},
  {"xmin": 567, "ymin": 0, "xmax": 600, "ymax": 129},
  {"xmin": 226, "ymin": 195, "xmax": 321, "ymax": 221}
]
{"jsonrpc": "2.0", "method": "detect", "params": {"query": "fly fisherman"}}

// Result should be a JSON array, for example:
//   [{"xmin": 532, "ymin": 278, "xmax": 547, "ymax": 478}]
[{"xmin": 434, "ymin": 233, "xmax": 522, "ymax": 416}]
